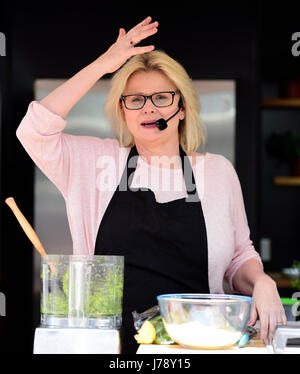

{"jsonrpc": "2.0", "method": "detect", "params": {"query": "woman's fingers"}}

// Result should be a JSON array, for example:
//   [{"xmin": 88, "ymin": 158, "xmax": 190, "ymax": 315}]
[
  {"xmin": 248, "ymin": 302, "xmax": 257, "ymax": 326},
  {"xmin": 260, "ymin": 307, "xmax": 288, "ymax": 345},
  {"xmin": 130, "ymin": 45, "xmax": 155, "ymax": 56},
  {"xmin": 133, "ymin": 16, "xmax": 153, "ymax": 30},
  {"xmin": 130, "ymin": 24, "xmax": 158, "ymax": 46},
  {"xmin": 126, "ymin": 17, "xmax": 158, "ymax": 46},
  {"xmin": 259, "ymin": 315, "xmax": 268, "ymax": 342},
  {"xmin": 267, "ymin": 314, "xmax": 278, "ymax": 344},
  {"xmin": 117, "ymin": 28, "xmax": 126, "ymax": 41},
  {"xmin": 117, "ymin": 18, "xmax": 158, "ymax": 51},
  {"xmin": 99, "ymin": 17, "xmax": 158, "ymax": 74}
]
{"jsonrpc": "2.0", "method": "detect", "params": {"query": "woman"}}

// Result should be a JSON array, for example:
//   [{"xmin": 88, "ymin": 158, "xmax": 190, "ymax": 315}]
[{"xmin": 17, "ymin": 17, "xmax": 286, "ymax": 353}]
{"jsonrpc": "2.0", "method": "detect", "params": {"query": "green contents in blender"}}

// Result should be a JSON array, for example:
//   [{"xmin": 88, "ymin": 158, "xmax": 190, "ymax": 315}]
[{"xmin": 41, "ymin": 267, "xmax": 123, "ymax": 315}]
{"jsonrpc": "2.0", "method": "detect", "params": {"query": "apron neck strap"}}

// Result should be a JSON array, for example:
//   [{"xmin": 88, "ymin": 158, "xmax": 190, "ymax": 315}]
[{"xmin": 119, "ymin": 144, "xmax": 200, "ymax": 201}]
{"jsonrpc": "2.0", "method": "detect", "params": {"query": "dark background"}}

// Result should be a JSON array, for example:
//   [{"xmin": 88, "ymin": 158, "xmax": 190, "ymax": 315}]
[{"xmin": 0, "ymin": 1, "xmax": 299, "ymax": 354}]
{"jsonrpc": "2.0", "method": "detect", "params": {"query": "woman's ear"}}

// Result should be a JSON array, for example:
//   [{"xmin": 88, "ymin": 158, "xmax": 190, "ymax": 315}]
[
  {"xmin": 120, "ymin": 99, "xmax": 126, "ymax": 121},
  {"xmin": 180, "ymin": 100, "xmax": 185, "ymax": 120},
  {"xmin": 178, "ymin": 97, "xmax": 185, "ymax": 120}
]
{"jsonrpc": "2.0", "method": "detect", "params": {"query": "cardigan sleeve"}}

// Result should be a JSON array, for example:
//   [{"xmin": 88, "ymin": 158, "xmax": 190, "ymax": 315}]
[
  {"xmin": 223, "ymin": 159, "xmax": 263, "ymax": 292},
  {"xmin": 16, "ymin": 101, "xmax": 73, "ymax": 199},
  {"xmin": 16, "ymin": 100, "xmax": 116, "ymax": 200}
]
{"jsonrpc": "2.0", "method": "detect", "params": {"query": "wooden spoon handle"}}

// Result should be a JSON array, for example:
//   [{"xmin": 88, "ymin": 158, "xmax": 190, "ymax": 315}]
[{"xmin": 5, "ymin": 197, "xmax": 47, "ymax": 257}]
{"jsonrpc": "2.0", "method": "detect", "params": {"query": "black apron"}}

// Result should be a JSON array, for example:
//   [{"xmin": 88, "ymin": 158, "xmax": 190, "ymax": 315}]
[{"xmin": 94, "ymin": 145, "xmax": 209, "ymax": 353}]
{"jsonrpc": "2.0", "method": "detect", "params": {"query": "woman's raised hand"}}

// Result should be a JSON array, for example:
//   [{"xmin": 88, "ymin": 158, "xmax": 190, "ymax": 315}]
[
  {"xmin": 97, "ymin": 16, "xmax": 158, "ymax": 74},
  {"xmin": 38, "ymin": 17, "xmax": 158, "ymax": 119}
]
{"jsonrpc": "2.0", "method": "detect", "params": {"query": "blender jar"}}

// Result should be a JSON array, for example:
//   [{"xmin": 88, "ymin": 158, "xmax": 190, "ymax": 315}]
[{"xmin": 40, "ymin": 255, "xmax": 124, "ymax": 329}]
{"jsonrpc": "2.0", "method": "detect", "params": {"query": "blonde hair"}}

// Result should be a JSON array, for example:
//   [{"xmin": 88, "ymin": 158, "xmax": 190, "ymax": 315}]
[{"xmin": 104, "ymin": 50, "xmax": 206, "ymax": 154}]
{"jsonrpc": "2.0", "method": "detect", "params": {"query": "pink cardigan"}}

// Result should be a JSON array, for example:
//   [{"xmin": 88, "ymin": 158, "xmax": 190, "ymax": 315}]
[{"xmin": 16, "ymin": 101, "xmax": 263, "ymax": 294}]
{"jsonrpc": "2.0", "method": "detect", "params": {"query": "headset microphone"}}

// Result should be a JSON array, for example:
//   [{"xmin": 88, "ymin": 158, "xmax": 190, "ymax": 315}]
[{"xmin": 155, "ymin": 99, "xmax": 183, "ymax": 131}]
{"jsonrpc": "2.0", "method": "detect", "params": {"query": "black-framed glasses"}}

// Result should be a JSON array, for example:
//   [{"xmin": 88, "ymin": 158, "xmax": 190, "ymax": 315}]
[{"xmin": 121, "ymin": 91, "xmax": 179, "ymax": 110}]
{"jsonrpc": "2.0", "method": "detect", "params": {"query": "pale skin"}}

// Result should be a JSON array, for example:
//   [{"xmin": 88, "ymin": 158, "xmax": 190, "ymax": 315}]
[{"xmin": 39, "ymin": 16, "xmax": 286, "ymax": 344}]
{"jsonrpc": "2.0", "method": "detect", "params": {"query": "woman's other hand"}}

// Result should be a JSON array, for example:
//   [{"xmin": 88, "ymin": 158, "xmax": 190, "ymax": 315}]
[
  {"xmin": 248, "ymin": 274, "xmax": 287, "ymax": 344},
  {"xmin": 97, "ymin": 16, "xmax": 158, "ymax": 74}
]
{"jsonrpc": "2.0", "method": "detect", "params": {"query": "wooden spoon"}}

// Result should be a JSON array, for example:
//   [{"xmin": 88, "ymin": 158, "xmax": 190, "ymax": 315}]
[{"xmin": 5, "ymin": 197, "xmax": 56, "ymax": 273}]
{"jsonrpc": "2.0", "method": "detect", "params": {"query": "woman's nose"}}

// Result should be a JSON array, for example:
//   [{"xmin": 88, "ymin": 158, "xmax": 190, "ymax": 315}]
[{"xmin": 142, "ymin": 98, "xmax": 156, "ymax": 113}]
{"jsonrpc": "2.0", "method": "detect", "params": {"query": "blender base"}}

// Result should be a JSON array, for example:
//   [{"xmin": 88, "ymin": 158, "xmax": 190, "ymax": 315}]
[{"xmin": 33, "ymin": 327, "xmax": 121, "ymax": 354}]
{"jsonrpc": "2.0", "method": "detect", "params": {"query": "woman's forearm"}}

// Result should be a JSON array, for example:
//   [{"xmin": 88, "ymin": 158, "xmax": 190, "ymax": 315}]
[
  {"xmin": 39, "ymin": 59, "xmax": 107, "ymax": 119},
  {"xmin": 232, "ymin": 259, "xmax": 272, "ymax": 295}
]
